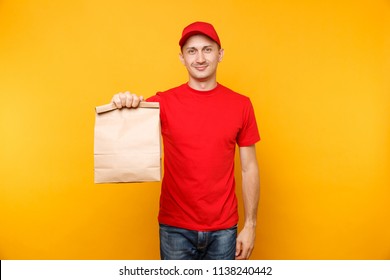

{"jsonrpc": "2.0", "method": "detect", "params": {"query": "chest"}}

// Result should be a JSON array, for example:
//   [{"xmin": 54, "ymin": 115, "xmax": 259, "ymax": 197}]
[{"xmin": 160, "ymin": 97, "xmax": 243, "ymax": 146}]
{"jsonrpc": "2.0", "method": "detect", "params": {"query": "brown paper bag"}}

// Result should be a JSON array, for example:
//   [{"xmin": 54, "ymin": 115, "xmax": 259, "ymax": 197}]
[{"xmin": 94, "ymin": 102, "xmax": 161, "ymax": 183}]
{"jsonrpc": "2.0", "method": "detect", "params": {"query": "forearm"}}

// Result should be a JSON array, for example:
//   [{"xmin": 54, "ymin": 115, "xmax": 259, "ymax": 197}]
[
  {"xmin": 241, "ymin": 163, "xmax": 260, "ymax": 228},
  {"xmin": 240, "ymin": 145, "xmax": 260, "ymax": 228},
  {"xmin": 236, "ymin": 145, "xmax": 260, "ymax": 259}
]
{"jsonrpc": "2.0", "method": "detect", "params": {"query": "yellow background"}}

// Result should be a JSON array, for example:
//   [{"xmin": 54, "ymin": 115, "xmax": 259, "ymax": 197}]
[{"xmin": 0, "ymin": 0, "xmax": 389, "ymax": 259}]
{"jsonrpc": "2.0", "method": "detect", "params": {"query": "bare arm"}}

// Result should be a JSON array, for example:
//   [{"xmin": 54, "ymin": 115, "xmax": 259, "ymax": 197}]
[{"xmin": 235, "ymin": 144, "xmax": 260, "ymax": 260}]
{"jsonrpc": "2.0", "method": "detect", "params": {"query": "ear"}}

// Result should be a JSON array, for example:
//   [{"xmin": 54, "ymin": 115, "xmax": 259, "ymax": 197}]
[
  {"xmin": 179, "ymin": 52, "xmax": 185, "ymax": 65},
  {"xmin": 218, "ymin": 48, "xmax": 224, "ymax": 62}
]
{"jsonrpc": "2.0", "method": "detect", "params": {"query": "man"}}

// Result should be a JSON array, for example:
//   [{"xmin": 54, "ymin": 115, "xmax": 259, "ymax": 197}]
[{"xmin": 112, "ymin": 21, "xmax": 260, "ymax": 260}]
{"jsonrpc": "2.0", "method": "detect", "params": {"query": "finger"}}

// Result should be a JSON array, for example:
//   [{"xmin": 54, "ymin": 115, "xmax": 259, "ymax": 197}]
[
  {"xmin": 242, "ymin": 247, "xmax": 250, "ymax": 260},
  {"xmin": 131, "ymin": 93, "xmax": 140, "ymax": 107},
  {"xmin": 124, "ymin": 91, "xmax": 133, "ymax": 108},
  {"xmin": 246, "ymin": 247, "xmax": 254, "ymax": 259},
  {"xmin": 242, "ymin": 245, "xmax": 254, "ymax": 260},
  {"xmin": 235, "ymin": 241, "xmax": 242, "ymax": 259},
  {"xmin": 112, "ymin": 93, "xmax": 123, "ymax": 108}
]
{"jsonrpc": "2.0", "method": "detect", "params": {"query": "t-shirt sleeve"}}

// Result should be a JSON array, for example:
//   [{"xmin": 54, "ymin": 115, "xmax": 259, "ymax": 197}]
[
  {"xmin": 236, "ymin": 98, "xmax": 261, "ymax": 147},
  {"xmin": 146, "ymin": 93, "xmax": 161, "ymax": 102}
]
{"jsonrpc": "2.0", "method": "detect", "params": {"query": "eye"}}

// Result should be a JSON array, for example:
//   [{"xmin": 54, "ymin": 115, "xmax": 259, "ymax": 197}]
[
  {"xmin": 187, "ymin": 49, "xmax": 196, "ymax": 55},
  {"xmin": 204, "ymin": 47, "xmax": 212, "ymax": 53}
]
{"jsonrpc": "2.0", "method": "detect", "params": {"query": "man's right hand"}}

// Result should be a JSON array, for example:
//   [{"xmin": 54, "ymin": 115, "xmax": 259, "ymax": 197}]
[{"xmin": 111, "ymin": 91, "xmax": 144, "ymax": 109}]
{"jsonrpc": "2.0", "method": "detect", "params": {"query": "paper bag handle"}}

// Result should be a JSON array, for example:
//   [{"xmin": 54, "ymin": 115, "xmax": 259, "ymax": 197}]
[{"xmin": 95, "ymin": 102, "xmax": 159, "ymax": 114}]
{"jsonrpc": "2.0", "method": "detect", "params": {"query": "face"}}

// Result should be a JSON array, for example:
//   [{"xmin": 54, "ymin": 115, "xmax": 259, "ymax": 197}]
[{"xmin": 179, "ymin": 34, "xmax": 224, "ymax": 84}]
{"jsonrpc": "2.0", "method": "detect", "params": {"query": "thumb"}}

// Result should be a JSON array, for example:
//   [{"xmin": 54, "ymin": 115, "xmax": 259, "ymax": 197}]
[{"xmin": 235, "ymin": 241, "xmax": 242, "ymax": 257}]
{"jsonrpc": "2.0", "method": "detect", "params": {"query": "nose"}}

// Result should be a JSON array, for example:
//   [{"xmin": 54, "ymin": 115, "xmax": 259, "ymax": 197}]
[{"xmin": 196, "ymin": 51, "xmax": 206, "ymax": 63}]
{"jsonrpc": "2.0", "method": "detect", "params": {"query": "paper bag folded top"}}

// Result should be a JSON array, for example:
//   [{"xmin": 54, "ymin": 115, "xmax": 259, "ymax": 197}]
[{"xmin": 94, "ymin": 102, "xmax": 161, "ymax": 183}]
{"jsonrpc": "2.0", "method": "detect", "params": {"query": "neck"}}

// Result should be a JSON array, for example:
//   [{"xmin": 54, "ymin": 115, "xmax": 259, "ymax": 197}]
[{"xmin": 187, "ymin": 77, "xmax": 218, "ymax": 91}]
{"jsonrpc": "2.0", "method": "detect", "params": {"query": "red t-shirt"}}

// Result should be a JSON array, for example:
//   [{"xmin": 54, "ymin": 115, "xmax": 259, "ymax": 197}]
[{"xmin": 147, "ymin": 83, "xmax": 260, "ymax": 231}]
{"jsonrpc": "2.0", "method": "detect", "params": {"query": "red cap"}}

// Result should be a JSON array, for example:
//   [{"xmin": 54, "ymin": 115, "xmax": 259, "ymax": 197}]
[{"xmin": 179, "ymin": 21, "xmax": 221, "ymax": 48}]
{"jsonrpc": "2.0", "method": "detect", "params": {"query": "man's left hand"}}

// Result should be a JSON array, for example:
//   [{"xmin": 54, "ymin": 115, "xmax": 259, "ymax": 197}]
[{"xmin": 235, "ymin": 225, "xmax": 256, "ymax": 260}]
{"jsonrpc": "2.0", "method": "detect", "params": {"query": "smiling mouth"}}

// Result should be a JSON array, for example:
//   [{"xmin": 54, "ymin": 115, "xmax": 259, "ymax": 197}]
[{"xmin": 194, "ymin": 65, "xmax": 208, "ymax": 71}]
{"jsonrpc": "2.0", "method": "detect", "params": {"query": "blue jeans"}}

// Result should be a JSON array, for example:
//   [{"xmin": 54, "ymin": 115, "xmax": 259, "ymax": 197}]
[{"xmin": 159, "ymin": 224, "xmax": 237, "ymax": 260}]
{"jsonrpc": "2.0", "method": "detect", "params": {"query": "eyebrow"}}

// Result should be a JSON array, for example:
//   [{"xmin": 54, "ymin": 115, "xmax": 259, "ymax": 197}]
[{"xmin": 185, "ymin": 45, "xmax": 214, "ymax": 51}]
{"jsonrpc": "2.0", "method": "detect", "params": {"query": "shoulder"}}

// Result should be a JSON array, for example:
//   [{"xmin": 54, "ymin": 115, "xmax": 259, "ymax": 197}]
[
  {"xmin": 146, "ymin": 84, "xmax": 187, "ymax": 102},
  {"xmin": 217, "ymin": 84, "xmax": 252, "ymax": 104}
]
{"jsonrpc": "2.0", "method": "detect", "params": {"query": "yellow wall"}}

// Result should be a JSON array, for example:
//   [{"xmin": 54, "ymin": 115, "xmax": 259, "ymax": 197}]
[{"xmin": 0, "ymin": 0, "xmax": 389, "ymax": 259}]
